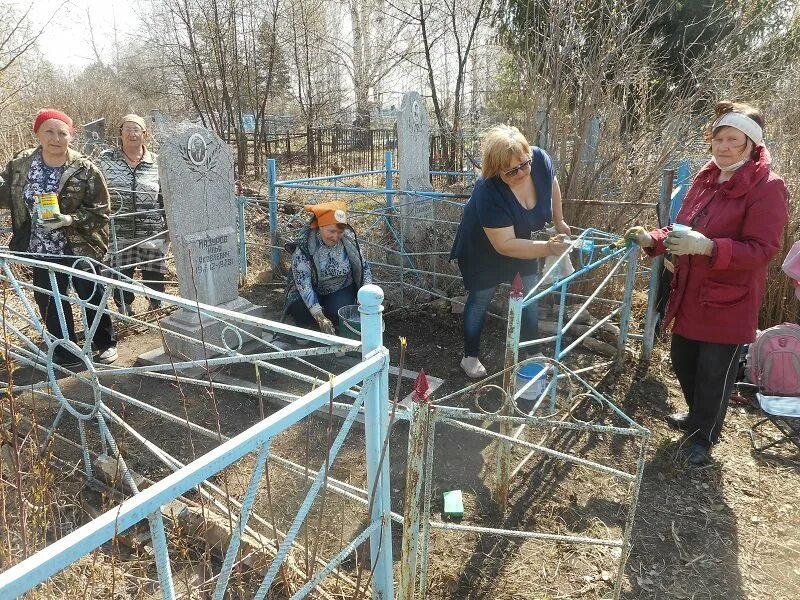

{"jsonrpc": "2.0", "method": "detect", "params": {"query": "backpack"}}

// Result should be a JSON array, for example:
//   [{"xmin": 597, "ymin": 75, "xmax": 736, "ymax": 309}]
[{"xmin": 746, "ymin": 323, "xmax": 800, "ymax": 396}]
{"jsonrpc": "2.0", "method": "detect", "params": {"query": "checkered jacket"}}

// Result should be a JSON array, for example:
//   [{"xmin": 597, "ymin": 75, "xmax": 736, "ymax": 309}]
[{"xmin": 99, "ymin": 148, "xmax": 165, "ymax": 244}]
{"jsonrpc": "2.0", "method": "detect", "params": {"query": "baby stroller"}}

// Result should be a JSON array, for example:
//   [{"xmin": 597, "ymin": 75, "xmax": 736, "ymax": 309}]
[{"xmin": 744, "ymin": 242, "xmax": 800, "ymax": 453}]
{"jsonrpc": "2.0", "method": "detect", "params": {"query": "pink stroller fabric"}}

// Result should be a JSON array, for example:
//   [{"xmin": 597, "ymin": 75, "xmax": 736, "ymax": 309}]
[{"xmin": 781, "ymin": 241, "xmax": 800, "ymax": 300}]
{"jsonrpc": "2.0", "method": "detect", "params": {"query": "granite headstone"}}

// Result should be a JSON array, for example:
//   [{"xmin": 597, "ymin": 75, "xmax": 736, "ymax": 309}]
[
  {"xmin": 397, "ymin": 91, "xmax": 432, "ymax": 197},
  {"xmin": 397, "ymin": 91, "xmax": 434, "ymax": 248},
  {"xmin": 157, "ymin": 125, "xmax": 259, "ymax": 360}
]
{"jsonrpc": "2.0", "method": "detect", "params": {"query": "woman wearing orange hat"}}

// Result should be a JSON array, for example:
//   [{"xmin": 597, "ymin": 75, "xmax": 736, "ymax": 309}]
[
  {"xmin": 0, "ymin": 108, "xmax": 117, "ymax": 367},
  {"xmin": 283, "ymin": 201, "xmax": 372, "ymax": 334}
]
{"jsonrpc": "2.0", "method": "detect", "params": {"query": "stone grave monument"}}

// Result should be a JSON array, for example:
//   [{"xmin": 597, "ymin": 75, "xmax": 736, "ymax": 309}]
[
  {"xmin": 397, "ymin": 91, "xmax": 434, "ymax": 246},
  {"xmin": 81, "ymin": 118, "xmax": 106, "ymax": 157},
  {"xmin": 155, "ymin": 125, "xmax": 260, "ymax": 361},
  {"xmin": 394, "ymin": 91, "xmax": 447, "ymax": 303}
]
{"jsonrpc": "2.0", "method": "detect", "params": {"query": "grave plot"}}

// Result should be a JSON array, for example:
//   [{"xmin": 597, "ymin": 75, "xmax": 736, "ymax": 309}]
[
  {"xmin": 0, "ymin": 115, "xmax": 653, "ymax": 600},
  {"xmin": 0, "ymin": 253, "xmax": 398, "ymax": 598}
]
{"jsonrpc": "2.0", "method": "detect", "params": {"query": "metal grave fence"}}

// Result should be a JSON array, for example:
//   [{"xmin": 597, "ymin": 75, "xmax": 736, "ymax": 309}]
[
  {"xmin": 239, "ymin": 155, "xmax": 670, "ymax": 357},
  {"xmin": 394, "ymin": 231, "xmax": 650, "ymax": 600},
  {"xmin": 0, "ymin": 252, "xmax": 395, "ymax": 599}
]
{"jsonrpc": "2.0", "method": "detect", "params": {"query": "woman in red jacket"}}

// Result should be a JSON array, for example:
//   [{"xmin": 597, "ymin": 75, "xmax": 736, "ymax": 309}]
[{"xmin": 629, "ymin": 101, "xmax": 789, "ymax": 465}]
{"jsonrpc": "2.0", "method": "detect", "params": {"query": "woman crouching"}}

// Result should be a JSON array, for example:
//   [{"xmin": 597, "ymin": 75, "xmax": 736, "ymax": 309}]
[{"xmin": 284, "ymin": 202, "xmax": 372, "ymax": 335}]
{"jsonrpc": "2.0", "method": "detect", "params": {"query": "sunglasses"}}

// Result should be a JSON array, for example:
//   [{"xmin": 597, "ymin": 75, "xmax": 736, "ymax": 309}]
[{"xmin": 503, "ymin": 158, "xmax": 532, "ymax": 177}]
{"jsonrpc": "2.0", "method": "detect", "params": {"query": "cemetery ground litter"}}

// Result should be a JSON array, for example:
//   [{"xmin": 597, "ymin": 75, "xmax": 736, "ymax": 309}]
[{"xmin": 3, "ymin": 276, "xmax": 799, "ymax": 599}]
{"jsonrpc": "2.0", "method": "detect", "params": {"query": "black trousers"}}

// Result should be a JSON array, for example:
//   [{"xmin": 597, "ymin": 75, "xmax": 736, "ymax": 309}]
[
  {"xmin": 32, "ymin": 257, "xmax": 116, "ymax": 352},
  {"xmin": 670, "ymin": 333, "xmax": 741, "ymax": 448}
]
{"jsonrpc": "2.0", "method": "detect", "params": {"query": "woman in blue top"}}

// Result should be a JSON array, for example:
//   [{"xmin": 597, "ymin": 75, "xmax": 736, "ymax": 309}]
[{"xmin": 451, "ymin": 125, "xmax": 570, "ymax": 378}]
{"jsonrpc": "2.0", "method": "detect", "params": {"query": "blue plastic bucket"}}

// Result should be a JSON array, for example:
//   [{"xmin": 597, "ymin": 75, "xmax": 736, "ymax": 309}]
[{"xmin": 516, "ymin": 362, "xmax": 548, "ymax": 400}]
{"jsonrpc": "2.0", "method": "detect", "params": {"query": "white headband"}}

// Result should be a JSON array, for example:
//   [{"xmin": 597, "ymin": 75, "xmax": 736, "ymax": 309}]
[{"xmin": 713, "ymin": 112, "xmax": 763, "ymax": 145}]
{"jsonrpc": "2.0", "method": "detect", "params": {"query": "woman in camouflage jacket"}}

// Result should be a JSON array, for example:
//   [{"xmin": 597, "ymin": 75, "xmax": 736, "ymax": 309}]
[{"xmin": 0, "ymin": 109, "xmax": 117, "ymax": 366}]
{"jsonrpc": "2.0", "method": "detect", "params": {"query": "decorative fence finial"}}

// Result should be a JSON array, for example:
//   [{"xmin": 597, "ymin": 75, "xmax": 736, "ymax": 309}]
[
  {"xmin": 412, "ymin": 369, "xmax": 431, "ymax": 403},
  {"xmin": 511, "ymin": 272, "xmax": 524, "ymax": 298}
]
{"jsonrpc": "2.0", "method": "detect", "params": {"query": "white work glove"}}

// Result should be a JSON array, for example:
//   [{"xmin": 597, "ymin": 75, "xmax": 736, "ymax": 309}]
[
  {"xmin": 664, "ymin": 229, "xmax": 714, "ymax": 256},
  {"xmin": 39, "ymin": 214, "xmax": 73, "ymax": 230},
  {"xmin": 624, "ymin": 226, "xmax": 653, "ymax": 248},
  {"xmin": 314, "ymin": 312, "xmax": 336, "ymax": 335}
]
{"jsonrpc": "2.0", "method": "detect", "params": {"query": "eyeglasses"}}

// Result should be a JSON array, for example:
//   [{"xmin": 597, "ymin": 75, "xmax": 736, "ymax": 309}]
[
  {"xmin": 503, "ymin": 158, "xmax": 532, "ymax": 177},
  {"xmin": 122, "ymin": 127, "xmax": 144, "ymax": 135}
]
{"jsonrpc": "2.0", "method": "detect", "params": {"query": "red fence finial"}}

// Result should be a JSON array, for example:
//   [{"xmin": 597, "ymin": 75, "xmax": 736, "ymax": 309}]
[
  {"xmin": 412, "ymin": 369, "xmax": 431, "ymax": 403},
  {"xmin": 511, "ymin": 272, "xmax": 524, "ymax": 298}
]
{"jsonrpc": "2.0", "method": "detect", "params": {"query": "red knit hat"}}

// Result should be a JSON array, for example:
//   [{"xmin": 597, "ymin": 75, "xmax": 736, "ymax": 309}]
[{"xmin": 33, "ymin": 109, "xmax": 74, "ymax": 133}]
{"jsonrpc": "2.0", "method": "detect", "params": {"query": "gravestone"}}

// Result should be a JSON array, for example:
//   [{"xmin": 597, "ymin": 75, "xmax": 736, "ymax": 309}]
[
  {"xmin": 81, "ymin": 118, "xmax": 106, "ymax": 158},
  {"xmin": 393, "ymin": 91, "xmax": 440, "ymax": 301},
  {"xmin": 396, "ymin": 91, "xmax": 435, "ymax": 249},
  {"xmin": 157, "ymin": 125, "xmax": 259, "ymax": 360},
  {"xmin": 397, "ymin": 91, "xmax": 433, "ymax": 199}
]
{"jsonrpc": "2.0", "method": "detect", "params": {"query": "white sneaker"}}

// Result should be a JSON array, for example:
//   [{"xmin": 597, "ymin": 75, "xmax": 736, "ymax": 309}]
[
  {"xmin": 460, "ymin": 356, "xmax": 487, "ymax": 379},
  {"xmin": 95, "ymin": 347, "xmax": 119, "ymax": 365}
]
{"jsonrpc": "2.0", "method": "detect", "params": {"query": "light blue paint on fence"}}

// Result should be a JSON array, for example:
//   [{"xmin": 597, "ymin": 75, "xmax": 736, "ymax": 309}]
[
  {"xmin": 385, "ymin": 150, "xmax": 394, "ymax": 210},
  {"xmin": 359, "ymin": 284, "xmax": 394, "ymax": 599},
  {"xmin": 669, "ymin": 160, "xmax": 691, "ymax": 223},
  {"xmin": 0, "ymin": 256, "xmax": 394, "ymax": 600},
  {"xmin": 267, "ymin": 158, "xmax": 281, "ymax": 269}
]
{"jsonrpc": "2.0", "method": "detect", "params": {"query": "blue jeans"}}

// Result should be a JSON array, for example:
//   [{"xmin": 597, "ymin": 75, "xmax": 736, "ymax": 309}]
[
  {"xmin": 463, "ymin": 273, "xmax": 539, "ymax": 358},
  {"xmin": 288, "ymin": 284, "xmax": 357, "ymax": 328}
]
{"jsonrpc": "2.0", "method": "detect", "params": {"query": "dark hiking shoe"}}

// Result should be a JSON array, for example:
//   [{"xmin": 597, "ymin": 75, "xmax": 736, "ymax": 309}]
[
  {"xmin": 54, "ymin": 352, "xmax": 86, "ymax": 371},
  {"xmin": 684, "ymin": 442, "xmax": 712, "ymax": 466},
  {"xmin": 665, "ymin": 412, "xmax": 690, "ymax": 432}
]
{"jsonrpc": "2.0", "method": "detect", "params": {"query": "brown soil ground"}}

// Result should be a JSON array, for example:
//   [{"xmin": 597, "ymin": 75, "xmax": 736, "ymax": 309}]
[{"xmin": 379, "ymin": 299, "xmax": 800, "ymax": 600}]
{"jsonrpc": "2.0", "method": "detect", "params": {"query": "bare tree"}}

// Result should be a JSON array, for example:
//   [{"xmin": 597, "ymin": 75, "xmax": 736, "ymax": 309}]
[
  {"xmin": 284, "ymin": 0, "xmax": 345, "ymax": 172},
  {"xmin": 326, "ymin": 0, "xmax": 414, "ymax": 126},
  {"xmin": 145, "ymin": 0, "xmax": 288, "ymax": 175},
  {"xmin": 394, "ymin": 0, "xmax": 492, "ymax": 169}
]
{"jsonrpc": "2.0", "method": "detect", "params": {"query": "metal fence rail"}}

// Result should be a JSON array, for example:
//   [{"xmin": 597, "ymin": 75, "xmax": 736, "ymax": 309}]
[
  {"xmin": 0, "ymin": 252, "xmax": 395, "ymax": 599},
  {"xmin": 394, "ymin": 229, "xmax": 650, "ymax": 600}
]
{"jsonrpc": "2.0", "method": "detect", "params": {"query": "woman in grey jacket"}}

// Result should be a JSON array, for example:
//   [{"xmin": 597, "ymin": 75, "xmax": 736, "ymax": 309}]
[{"xmin": 99, "ymin": 114, "xmax": 168, "ymax": 315}]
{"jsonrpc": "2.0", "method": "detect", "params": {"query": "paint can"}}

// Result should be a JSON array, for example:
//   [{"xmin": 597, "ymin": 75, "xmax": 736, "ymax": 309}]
[{"xmin": 37, "ymin": 193, "xmax": 61, "ymax": 221}]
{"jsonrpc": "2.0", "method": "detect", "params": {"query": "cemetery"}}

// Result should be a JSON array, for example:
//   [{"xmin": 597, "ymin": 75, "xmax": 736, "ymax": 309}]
[
  {"xmin": 0, "ymin": 88, "xmax": 795, "ymax": 600},
  {"xmin": 2, "ymin": 3, "xmax": 800, "ymax": 596}
]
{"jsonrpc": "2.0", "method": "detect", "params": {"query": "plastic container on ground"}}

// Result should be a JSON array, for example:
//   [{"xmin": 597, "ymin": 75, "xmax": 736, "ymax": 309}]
[{"xmin": 515, "ymin": 360, "xmax": 549, "ymax": 400}]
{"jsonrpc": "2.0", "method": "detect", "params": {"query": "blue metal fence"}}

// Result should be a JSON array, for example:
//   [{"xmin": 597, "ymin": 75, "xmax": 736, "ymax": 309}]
[{"xmin": 0, "ymin": 253, "xmax": 395, "ymax": 599}]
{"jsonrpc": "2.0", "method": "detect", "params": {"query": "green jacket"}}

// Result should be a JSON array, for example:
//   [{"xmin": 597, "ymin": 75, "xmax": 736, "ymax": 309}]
[{"xmin": 0, "ymin": 147, "xmax": 111, "ymax": 260}]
